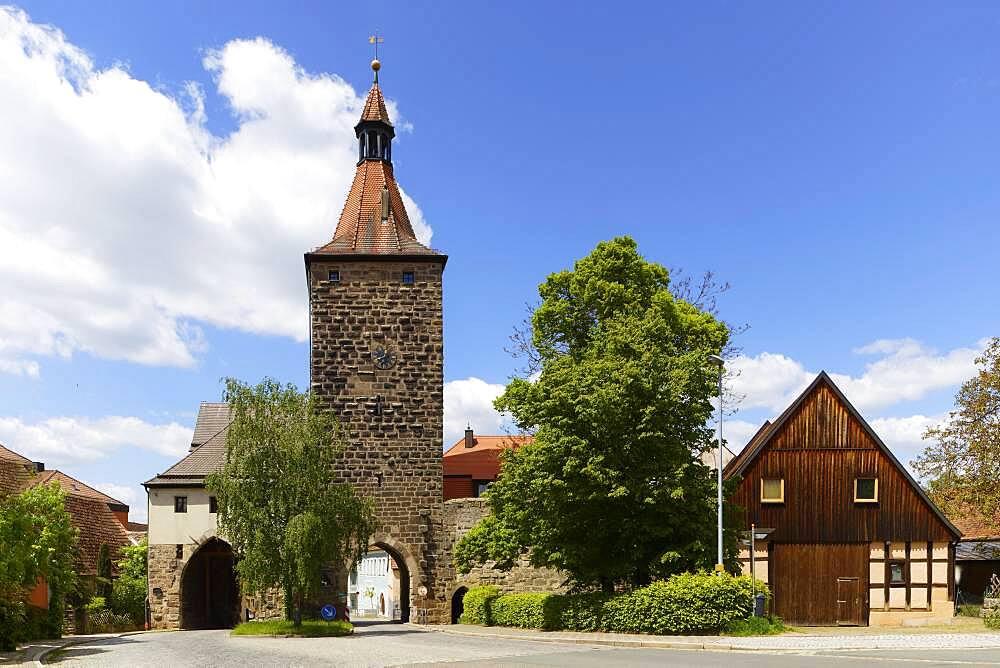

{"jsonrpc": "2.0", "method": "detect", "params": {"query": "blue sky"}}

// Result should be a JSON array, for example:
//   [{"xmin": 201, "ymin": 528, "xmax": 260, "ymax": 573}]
[{"xmin": 1, "ymin": 1, "xmax": 997, "ymax": 520}]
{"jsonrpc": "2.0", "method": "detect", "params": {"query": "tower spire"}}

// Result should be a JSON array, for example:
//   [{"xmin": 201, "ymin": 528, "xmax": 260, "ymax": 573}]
[{"xmin": 306, "ymin": 47, "xmax": 441, "ymax": 258}]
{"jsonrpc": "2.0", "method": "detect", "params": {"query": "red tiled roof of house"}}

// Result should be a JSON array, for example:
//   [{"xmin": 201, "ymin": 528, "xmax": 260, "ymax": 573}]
[
  {"xmin": 0, "ymin": 442, "xmax": 131, "ymax": 575},
  {"xmin": 443, "ymin": 434, "xmax": 532, "ymax": 483},
  {"xmin": 35, "ymin": 470, "xmax": 128, "ymax": 508},
  {"xmin": 443, "ymin": 434, "xmax": 533, "ymax": 457},
  {"xmin": 64, "ymin": 494, "xmax": 130, "ymax": 576},
  {"xmin": 359, "ymin": 82, "xmax": 392, "ymax": 125},
  {"xmin": 947, "ymin": 505, "xmax": 1000, "ymax": 541},
  {"xmin": 0, "ymin": 442, "xmax": 33, "ymax": 464}
]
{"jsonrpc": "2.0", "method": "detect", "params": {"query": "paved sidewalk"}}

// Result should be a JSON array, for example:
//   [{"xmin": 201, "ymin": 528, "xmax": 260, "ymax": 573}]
[
  {"xmin": 435, "ymin": 624, "xmax": 1000, "ymax": 652},
  {"xmin": 2, "ymin": 632, "xmax": 141, "ymax": 667}
]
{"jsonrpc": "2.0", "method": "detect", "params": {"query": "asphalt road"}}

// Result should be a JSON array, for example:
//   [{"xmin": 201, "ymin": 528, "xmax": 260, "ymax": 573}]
[{"xmin": 45, "ymin": 623, "xmax": 1000, "ymax": 667}]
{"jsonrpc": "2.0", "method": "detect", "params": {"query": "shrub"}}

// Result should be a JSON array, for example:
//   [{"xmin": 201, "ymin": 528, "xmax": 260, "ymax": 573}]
[
  {"xmin": 0, "ymin": 596, "xmax": 26, "ymax": 652},
  {"xmin": 83, "ymin": 596, "xmax": 107, "ymax": 615},
  {"xmin": 604, "ymin": 573, "xmax": 759, "ymax": 635},
  {"xmin": 488, "ymin": 593, "xmax": 553, "ymax": 630},
  {"xmin": 985, "ymin": 607, "xmax": 1000, "ymax": 630},
  {"xmin": 462, "ymin": 573, "xmax": 766, "ymax": 636},
  {"xmin": 459, "ymin": 586, "xmax": 500, "ymax": 625}
]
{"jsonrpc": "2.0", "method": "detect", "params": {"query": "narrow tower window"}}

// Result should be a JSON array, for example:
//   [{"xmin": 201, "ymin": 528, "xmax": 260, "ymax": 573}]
[
  {"xmin": 328, "ymin": 270, "xmax": 340, "ymax": 283},
  {"xmin": 402, "ymin": 272, "xmax": 415, "ymax": 285}
]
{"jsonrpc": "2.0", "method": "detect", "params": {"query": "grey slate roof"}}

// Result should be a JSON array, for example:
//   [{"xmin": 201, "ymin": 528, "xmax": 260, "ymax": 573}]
[
  {"xmin": 957, "ymin": 541, "xmax": 1000, "ymax": 561},
  {"xmin": 191, "ymin": 402, "xmax": 231, "ymax": 450},
  {"xmin": 144, "ymin": 403, "xmax": 230, "ymax": 488}
]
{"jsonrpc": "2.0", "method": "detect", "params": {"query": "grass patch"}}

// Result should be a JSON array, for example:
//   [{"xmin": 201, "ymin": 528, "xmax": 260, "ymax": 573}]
[
  {"xmin": 231, "ymin": 620, "xmax": 353, "ymax": 638},
  {"xmin": 722, "ymin": 616, "xmax": 787, "ymax": 636},
  {"xmin": 957, "ymin": 604, "xmax": 983, "ymax": 618}
]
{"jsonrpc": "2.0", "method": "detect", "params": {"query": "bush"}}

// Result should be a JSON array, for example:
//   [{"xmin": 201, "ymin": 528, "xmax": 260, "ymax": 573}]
[
  {"xmin": 488, "ymin": 593, "xmax": 553, "ymax": 630},
  {"xmin": 84, "ymin": 596, "xmax": 107, "ymax": 615},
  {"xmin": 460, "ymin": 573, "xmax": 767, "ymax": 636},
  {"xmin": 0, "ymin": 596, "xmax": 26, "ymax": 651},
  {"xmin": 985, "ymin": 607, "xmax": 1000, "ymax": 630},
  {"xmin": 459, "ymin": 586, "xmax": 500, "ymax": 625}
]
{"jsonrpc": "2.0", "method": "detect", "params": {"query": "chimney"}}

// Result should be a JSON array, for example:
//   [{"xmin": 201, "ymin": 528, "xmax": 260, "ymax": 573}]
[
  {"xmin": 34, "ymin": 462, "xmax": 44, "ymax": 473},
  {"xmin": 464, "ymin": 427, "xmax": 475, "ymax": 449}
]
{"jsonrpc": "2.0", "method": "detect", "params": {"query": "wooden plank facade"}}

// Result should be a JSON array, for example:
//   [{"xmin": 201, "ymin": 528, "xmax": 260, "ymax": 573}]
[{"xmin": 726, "ymin": 372, "xmax": 960, "ymax": 626}]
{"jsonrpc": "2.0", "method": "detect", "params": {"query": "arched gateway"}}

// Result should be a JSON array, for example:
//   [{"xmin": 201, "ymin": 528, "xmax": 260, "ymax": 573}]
[
  {"xmin": 305, "ymin": 59, "xmax": 448, "ymax": 623},
  {"xmin": 180, "ymin": 537, "xmax": 240, "ymax": 629}
]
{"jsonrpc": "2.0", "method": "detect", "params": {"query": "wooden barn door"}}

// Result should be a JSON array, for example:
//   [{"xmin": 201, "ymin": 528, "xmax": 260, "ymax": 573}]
[
  {"xmin": 836, "ymin": 577, "xmax": 861, "ymax": 626},
  {"xmin": 773, "ymin": 543, "xmax": 868, "ymax": 626}
]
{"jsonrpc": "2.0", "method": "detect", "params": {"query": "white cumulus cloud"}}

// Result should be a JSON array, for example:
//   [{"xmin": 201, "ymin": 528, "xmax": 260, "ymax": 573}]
[
  {"xmin": 729, "ymin": 338, "xmax": 984, "ymax": 413},
  {"xmin": 0, "ymin": 415, "xmax": 191, "ymax": 465},
  {"xmin": 443, "ymin": 377, "xmax": 507, "ymax": 448},
  {"xmin": 0, "ymin": 8, "xmax": 430, "ymax": 375}
]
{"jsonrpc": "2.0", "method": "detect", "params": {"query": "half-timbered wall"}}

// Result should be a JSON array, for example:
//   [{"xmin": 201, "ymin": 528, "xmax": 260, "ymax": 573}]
[{"xmin": 728, "ymin": 376, "xmax": 958, "ymax": 626}]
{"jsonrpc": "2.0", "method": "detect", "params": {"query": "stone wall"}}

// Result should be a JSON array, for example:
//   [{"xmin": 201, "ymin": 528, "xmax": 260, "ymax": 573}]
[
  {"xmin": 308, "ymin": 258, "xmax": 448, "ymax": 622},
  {"xmin": 440, "ymin": 498, "xmax": 567, "ymax": 598}
]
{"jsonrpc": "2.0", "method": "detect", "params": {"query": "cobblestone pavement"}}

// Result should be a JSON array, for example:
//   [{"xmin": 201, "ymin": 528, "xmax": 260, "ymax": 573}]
[
  {"xmin": 45, "ymin": 624, "xmax": 613, "ymax": 667},
  {"xmin": 43, "ymin": 624, "xmax": 1000, "ymax": 667},
  {"xmin": 726, "ymin": 632, "xmax": 1000, "ymax": 651}
]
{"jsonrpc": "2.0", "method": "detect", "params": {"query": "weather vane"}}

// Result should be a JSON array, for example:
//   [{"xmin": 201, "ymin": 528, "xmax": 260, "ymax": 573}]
[
  {"xmin": 369, "ymin": 33, "xmax": 384, "ymax": 81},
  {"xmin": 369, "ymin": 33, "xmax": 384, "ymax": 59}
]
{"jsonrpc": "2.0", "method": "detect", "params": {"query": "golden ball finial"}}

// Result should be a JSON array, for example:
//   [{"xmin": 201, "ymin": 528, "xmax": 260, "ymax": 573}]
[{"xmin": 371, "ymin": 59, "xmax": 381, "ymax": 72}]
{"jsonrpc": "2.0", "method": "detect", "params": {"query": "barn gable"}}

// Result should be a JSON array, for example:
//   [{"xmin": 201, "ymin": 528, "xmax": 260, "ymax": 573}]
[{"xmin": 726, "ymin": 372, "xmax": 960, "ymax": 543}]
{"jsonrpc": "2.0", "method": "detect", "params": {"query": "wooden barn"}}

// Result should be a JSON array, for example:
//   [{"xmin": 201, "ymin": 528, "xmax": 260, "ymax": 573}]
[{"xmin": 725, "ymin": 372, "xmax": 961, "ymax": 626}]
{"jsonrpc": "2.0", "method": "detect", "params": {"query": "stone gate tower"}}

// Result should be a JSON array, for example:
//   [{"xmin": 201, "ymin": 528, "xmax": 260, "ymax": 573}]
[{"xmin": 305, "ymin": 59, "xmax": 448, "ymax": 623}]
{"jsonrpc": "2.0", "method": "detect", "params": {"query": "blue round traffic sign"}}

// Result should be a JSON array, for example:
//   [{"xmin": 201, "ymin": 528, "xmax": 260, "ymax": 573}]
[{"xmin": 320, "ymin": 604, "xmax": 337, "ymax": 621}]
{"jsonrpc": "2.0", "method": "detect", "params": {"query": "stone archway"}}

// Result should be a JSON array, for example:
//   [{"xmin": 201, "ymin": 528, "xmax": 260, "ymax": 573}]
[
  {"xmin": 451, "ymin": 586, "xmax": 468, "ymax": 624},
  {"xmin": 368, "ymin": 537, "xmax": 416, "ymax": 623},
  {"xmin": 180, "ymin": 537, "xmax": 240, "ymax": 630}
]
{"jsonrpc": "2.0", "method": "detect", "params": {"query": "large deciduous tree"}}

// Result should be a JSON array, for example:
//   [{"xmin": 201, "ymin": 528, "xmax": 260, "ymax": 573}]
[
  {"xmin": 914, "ymin": 337, "xmax": 1000, "ymax": 529},
  {"xmin": 207, "ymin": 378, "xmax": 377, "ymax": 627},
  {"xmin": 454, "ymin": 236, "xmax": 734, "ymax": 590},
  {"xmin": 0, "ymin": 482, "xmax": 78, "ymax": 650}
]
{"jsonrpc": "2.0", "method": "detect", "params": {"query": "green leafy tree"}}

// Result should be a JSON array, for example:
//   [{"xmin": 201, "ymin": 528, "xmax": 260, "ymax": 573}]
[
  {"xmin": 454, "ymin": 236, "xmax": 734, "ymax": 590},
  {"xmin": 914, "ymin": 337, "xmax": 1000, "ymax": 529},
  {"xmin": 207, "ymin": 378, "xmax": 377, "ymax": 627},
  {"xmin": 0, "ymin": 482, "xmax": 78, "ymax": 650},
  {"xmin": 110, "ymin": 539, "xmax": 147, "ymax": 620}
]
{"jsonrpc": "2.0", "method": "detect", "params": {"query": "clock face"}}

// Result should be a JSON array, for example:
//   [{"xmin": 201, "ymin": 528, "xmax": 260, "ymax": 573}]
[{"xmin": 372, "ymin": 345, "xmax": 396, "ymax": 370}]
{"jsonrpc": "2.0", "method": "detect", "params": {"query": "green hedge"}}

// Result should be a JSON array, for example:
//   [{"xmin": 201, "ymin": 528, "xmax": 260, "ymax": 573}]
[
  {"xmin": 458, "ymin": 585, "xmax": 499, "ymax": 625},
  {"xmin": 460, "ymin": 573, "xmax": 766, "ymax": 635}
]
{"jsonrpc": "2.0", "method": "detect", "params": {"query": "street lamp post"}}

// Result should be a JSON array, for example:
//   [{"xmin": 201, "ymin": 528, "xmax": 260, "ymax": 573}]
[{"xmin": 708, "ymin": 354, "xmax": 725, "ymax": 572}]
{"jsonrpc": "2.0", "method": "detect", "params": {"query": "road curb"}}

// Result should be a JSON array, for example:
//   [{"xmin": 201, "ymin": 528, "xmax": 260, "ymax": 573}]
[
  {"xmin": 430, "ymin": 626, "xmax": 730, "ymax": 651},
  {"xmin": 32, "ymin": 631, "xmax": 149, "ymax": 666}
]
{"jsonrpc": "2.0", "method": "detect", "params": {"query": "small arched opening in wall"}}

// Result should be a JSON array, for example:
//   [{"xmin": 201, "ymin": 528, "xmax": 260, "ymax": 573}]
[
  {"xmin": 179, "ymin": 537, "xmax": 240, "ymax": 630},
  {"xmin": 450, "ymin": 586, "xmax": 468, "ymax": 624},
  {"xmin": 350, "ymin": 538, "xmax": 415, "ymax": 624}
]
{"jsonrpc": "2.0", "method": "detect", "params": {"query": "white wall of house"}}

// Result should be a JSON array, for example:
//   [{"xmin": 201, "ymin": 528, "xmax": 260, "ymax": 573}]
[
  {"xmin": 349, "ymin": 551, "xmax": 397, "ymax": 618},
  {"xmin": 147, "ymin": 487, "xmax": 218, "ymax": 545}
]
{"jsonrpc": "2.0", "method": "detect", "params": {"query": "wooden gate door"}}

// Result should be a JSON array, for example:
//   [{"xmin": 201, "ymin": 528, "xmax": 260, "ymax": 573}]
[
  {"xmin": 836, "ymin": 577, "xmax": 861, "ymax": 626},
  {"xmin": 773, "ymin": 543, "xmax": 869, "ymax": 626}
]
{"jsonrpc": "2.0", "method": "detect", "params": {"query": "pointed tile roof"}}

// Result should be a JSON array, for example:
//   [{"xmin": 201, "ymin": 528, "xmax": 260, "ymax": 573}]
[
  {"xmin": 307, "ymin": 75, "xmax": 443, "ymax": 260},
  {"xmin": 359, "ymin": 83, "xmax": 392, "ymax": 125},
  {"xmin": 313, "ymin": 160, "xmax": 437, "ymax": 256}
]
